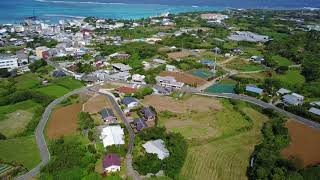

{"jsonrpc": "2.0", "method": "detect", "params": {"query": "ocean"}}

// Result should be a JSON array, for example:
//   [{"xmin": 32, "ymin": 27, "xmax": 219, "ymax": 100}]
[{"xmin": 0, "ymin": 0, "xmax": 319, "ymax": 23}]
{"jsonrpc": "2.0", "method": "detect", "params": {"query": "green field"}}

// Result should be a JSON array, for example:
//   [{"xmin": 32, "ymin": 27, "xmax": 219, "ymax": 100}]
[
  {"xmin": 226, "ymin": 58, "xmax": 266, "ymax": 72},
  {"xmin": 0, "ymin": 136, "xmax": 41, "ymax": 170},
  {"xmin": 36, "ymin": 85, "xmax": 71, "ymax": 97},
  {"xmin": 53, "ymin": 77, "xmax": 84, "ymax": 90},
  {"xmin": 189, "ymin": 69, "xmax": 215, "ymax": 79},
  {"xmin": 271, "ymin": 55, "xmax": 293, "ymax": 67},
  {"xmin": 273, "ymin": 70, "xmax": 305, "ymax": 89},
  {"xmin": 156, "ymin": 96, "xmax": 268, "ymax": 180},
  {"xmin": 15, "ymin": 73, "xmax": 41, "ymax": 90}
]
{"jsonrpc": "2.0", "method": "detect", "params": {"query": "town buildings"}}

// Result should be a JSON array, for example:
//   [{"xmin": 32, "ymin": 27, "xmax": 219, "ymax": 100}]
[
  {"xmin": 100, "ymin": 125, "xmax": 125, "ymax": 147},
  {"xmin": 0, "ymin": 54, "xmax": 18, "ymax": 70}
]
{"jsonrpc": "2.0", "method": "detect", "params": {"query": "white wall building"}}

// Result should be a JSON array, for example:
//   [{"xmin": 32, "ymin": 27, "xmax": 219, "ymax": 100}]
[
  {"xmin": 0, "ymin": 54, "xmax": 18, "ymax": 70},
  {"xmin": 100, "ymin": 125, "xmax": 125, "ymax": 147},
  {"xmin": 143, "ymin": 139, "xmax": 170, "ymax": 160}
]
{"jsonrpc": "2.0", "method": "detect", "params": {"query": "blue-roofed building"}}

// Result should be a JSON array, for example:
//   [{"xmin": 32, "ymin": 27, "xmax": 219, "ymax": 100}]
[
  {"xmin": 121, "ymin": 97, "xmax": 138, "ymax": 108},
  {"xmin": 134, "ymin": 118, "xmax": 148, "ymax": 132},
  {"xmin": 245, "ymin": 85, "xmax": 263, "ymax": 95},
  {"xmin": 283, "ymin": 94, "xmax": 303, "ymax": 106},
  {"xmin": 200, "ymin": 59, "xmax": 215, "ymax": 67}
]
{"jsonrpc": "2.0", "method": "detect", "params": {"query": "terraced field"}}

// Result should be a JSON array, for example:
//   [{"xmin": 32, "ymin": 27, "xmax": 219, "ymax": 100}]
[{"xmin": 178, "ymin": 107, "xmax": 268, "ymax": 180}]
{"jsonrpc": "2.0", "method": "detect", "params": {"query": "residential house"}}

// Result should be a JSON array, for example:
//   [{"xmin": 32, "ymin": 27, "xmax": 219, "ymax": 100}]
[
  {"xmin": 152, "ymin": 58, "xmax": 167, "ymax": 65},
  {"xmin": 103, "ymin": 153, "xmax": 121, "ymax": 173},
  {"xmin": 143, "ymin": 139, "xmax": 170, "ymax": 160},
  {"xmin": 156, "ymin": 76, "xmax": 184, "ymax": 89},
  {"xmin": 109, "ymin": 52, "xmax": 131, "ymax": 60},
  {"xmin": 100, "ymin": 125, "xmax": 125, "ymax": 147},
  {"xmin": 245, "ymin": 85, "xmax": 263, "ymax": 95},
  {"xmin": 131, "ymin": 74, "xmax": 146, "ymax": 84},
  {"xmin": 108, "ymin": 72, "xmax": 131, "ymax": 81},
  {"xmin": 35, "ymin": 46, "xmax": 50, "ymax": 59},
  {"xmin": 228, "ymin": 31, "xmax": 270, "ymax": 42},
  {"xmin": 99, "ymin": 108, "xmax": 117, "ymax": 123},
  {"xmin": 277, "ymin": 88, "xmax": 291, "ymax": 95},
  {"xmin": 52, "ymin": 70, "xmax": 66, "ymax": 78},
  {"xmin": 309, "ymin": 107, "xmax": 320, "ymax": 116},
  {"xmin": 200, "ymin": 13, "xmax": 229, "ymax": 23},
  {"xmin": 152, "ymin": 85, "xmax": 173, "ymax": 95},
  {"xmin": 250, "ymin": 56, "xmax": 265, "ymax": 63},
  {"xmin": 282, "ymin": 93, "xmax": 304, "ymax": 106},
  {"xmin": 116, "ymin": 86, "xmax": 136, "ymax": 95},
  {"xmin": 112, "ymin": 63, "xmax": 132, "ymax": 72},
  {"xmin": 200, "ymin": 59, "xmax": 216, "ymax": 68},
  {"xmin": 134, "ymin": 118, "xmax": 148, "ymax": 132},
  {"xmin": 165, "ymin": 64, "xmax": 177, "ymax": 72},
  {"xmin": 121, "ymin": 97, "xmax": 138, "ymax": 108},
  {"xmin": 140, "ymin": 106, "xmax": 156, "ymax": 126}
]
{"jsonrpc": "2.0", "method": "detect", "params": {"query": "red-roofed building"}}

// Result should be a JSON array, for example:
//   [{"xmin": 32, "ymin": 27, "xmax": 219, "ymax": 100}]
[
  {"xmin": 103, "ymin": 153, "xmax": 121, "ymax": 173},
  {"xmin": 116, "ymin": 86, "xmax": 136, "ymax": 94}
]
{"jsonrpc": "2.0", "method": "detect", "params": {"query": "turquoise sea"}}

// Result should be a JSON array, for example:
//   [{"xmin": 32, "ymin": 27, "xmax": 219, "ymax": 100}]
[{"xmin": 0, "ymin": 0, "xmax": 319, "ymax": 23}]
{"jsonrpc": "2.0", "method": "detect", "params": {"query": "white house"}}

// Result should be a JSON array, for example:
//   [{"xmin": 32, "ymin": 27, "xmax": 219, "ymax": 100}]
[
  {"xmin": 166, "ymin": 64, "xmax": 177, "ymax": 72},
  {"xmin": 132, "ymin": 74, "xmax": 146, "ymax": 84},
  {"xmin": 100, "ymin": 125, "xmax": 125, "ymax": 147},
  {"xmin": 121, "ymin": 97, "xmax": 139, "ymax": 108},
  {"xmin": 156, "ymin": 76, "xmax": 184, "ymax": 89},
  {"xmin": 277, "ymin": 88, "xmax": 291, "ymax": 95},
  {"xmin": 0, "ymin": 54, "xmax": 18, "ymax": 70},
  {"xmin": 143, "ymin": 139, "xmax": 170, "ymax": 160},
  {"xmin": 103, "ymin": 153, "xmax": 121, "ymax": 173}
]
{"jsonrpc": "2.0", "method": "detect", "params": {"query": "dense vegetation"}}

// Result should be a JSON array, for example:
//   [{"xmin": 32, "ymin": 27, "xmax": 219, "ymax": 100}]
[{"xmin": 133, "ymin": 127, "xmax": 188, "ymax": 178}]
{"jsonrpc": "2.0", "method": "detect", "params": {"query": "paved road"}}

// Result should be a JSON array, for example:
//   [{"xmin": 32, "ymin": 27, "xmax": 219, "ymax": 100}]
[
  {"xmin": 15, "ymin": 88, "xmax": 87, "ymax": 180},
  {"xmin": 90, "ymin": 88, "xmax": 141, "ymax": 180},
  {"xmin": 198, "ymin": 92, "xmax": 320, "ymax": 129}
]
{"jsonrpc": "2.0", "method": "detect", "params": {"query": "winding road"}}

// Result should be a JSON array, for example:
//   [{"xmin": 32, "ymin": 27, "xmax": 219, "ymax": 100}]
[{"xmin": 15, "ymin": 88, "xmax": 320, "ymax": 180}]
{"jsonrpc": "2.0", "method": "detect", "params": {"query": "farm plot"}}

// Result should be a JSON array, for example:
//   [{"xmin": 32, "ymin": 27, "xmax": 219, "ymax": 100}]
[
  {"xmin": 281, "ymin": 120, "xmax": 320, "ymax": 167},
  {"xmin": 83, "ymin": 94, "xmax": 113, "ymax": 114},
  {"xmin": 160, "ymin": 71, "xmax": 207, "ymax": 87},
  {"xmin": 225, "ymin": 58, "xmax": 266, "ymax": 72},
  {"xmin": 167, "ymin": 50, "xmax": 193, "ymax": 59},
  {"xmin": 46, "ymin": 103, "xmax": 83, "ymax": 139}
]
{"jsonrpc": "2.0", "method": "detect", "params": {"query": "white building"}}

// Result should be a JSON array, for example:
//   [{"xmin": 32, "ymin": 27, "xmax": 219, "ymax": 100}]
[
  {"xmin": 132, "ymin": 74, "xmax": 145, "ymax": 84},
  {"xmin": 100, "ymin": 125, "xmax": 125, "ymax": 147},
  {"xmin": 156, "ymin": 76, "xmax": 184, "ymax": 89},
  {"xmin": 0, "ymin": 54, "xmax": 18, "ymax": 70},
  {"xmin": 143, "ymin": 139, "xmax": 170, "ymax": 160},
  {"xmin": 165, "ymin": 64, "xmax": 177, "ymax": 72}
]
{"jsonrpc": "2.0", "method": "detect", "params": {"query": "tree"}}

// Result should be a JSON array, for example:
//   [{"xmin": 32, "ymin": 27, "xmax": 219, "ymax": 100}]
[
  {"xmin": 134, "ymin": 87, "xmax": 153, "ymax": 99},
  {"xmin": 77, "ymin": 112, "xmax": 95, "ymax": 130},
  {"xmin": 28, "ymin": 59, "xmax": 47, "ymax": 73},
  {"xmin": 0, "ymin": 133, "xmax": 6, "ymax": 140},
  {"xmin": 0, "ymin": 68, "xmax": 10, "ymax": 78}
]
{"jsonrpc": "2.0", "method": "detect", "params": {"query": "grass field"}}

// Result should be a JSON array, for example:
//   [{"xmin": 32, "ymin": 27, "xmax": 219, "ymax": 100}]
[
  {"xmin": 0, "ymin": 136, "xmax": 41, "ymax": 170},
  {"xmin": 36, "ymin": 85, "xmax": 71, "ymax": 97},
  {"xmin": 273, "ymin": 70, "xmax": 305, "ymax": 89},
  {"xmin": 150, "ymin": 95, "xmax": 268, "ymax": 180},
  {"xmin": 271, "ymin": 55, "xmax": 293, "ymax": 67},
  {"xmin": 53, "ymin": 77, "xmax": 84, "ymax": 90},
  {"xmin": 226, "ymin": 58, "xmax": 265, "ymax": 72},
  {"xmin": 15, "ymin": 73, "xmax": 41, "ymax": 90}
]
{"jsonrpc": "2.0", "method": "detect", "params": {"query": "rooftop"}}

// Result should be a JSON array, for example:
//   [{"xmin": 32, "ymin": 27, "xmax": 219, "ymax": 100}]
[
  {"xmin": 103, "ymin": 153, "xmax": 121, "ymax": 169},
  {"xmin": 143, "ymin": 139, "xmax": 170, "ymax": 160}
]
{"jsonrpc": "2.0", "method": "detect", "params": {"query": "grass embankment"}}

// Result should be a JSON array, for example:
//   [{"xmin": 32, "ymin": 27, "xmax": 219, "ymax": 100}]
[
  {"xmin": 273, "ymin": 70, "xmax": 305, "ymax": 89},
  {"xmin": 153, "ymin": 96, "xmax": 269, "ymax": 180}
]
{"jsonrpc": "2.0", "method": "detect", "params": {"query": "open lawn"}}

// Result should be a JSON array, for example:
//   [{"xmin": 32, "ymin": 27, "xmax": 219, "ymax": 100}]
[
  {"xmin": 271, "ymin": 55, "xmax": 293, "ymax": 67},
  {"xmin": 15, "ymin": 73, "xmax": 41, "ymax": 90},
  {"xmin": 282, "ymin": 120, "xmax": 320, "ymax": 167},
  {"xmin": 273, "ymin": 70, "xmax": 305, "ymax": 89},
  {"xmin": 0, "ymin": 110, "xmax": 33, "ymax": 137},
  {"xmin": 0, "ymin": 136, "xmax": 40, "ymax": 170},
  {"xmin": 53, "ymin": 77, "xmax": 84, "ymax": 90},
  {"xmin": 226, "ymin": 58, "xmax": 266, "ymax": 72},
  {"xmin": 36, "ymin": 85, "xmax": 70, "ymax": 98},
  {"xmin": 145, "ymin": 95, "xmax": 268, "ymax": 180}
]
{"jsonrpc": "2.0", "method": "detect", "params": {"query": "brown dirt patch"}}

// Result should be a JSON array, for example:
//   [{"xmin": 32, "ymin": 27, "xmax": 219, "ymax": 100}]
[
  {"xmin": 143, "ymin": 95, "xmax": 222, "ymax": 113},
  {"xmin": 160, "ymin": 71, "xmax": 207, "ymax": 87},
  {"xmin": 281, "ymin": 120, "xmax": 320, "ymax": 167},
  {"xmin": 83, "ymin": 94, "xmax": 112, "ymax": 114},
  {"xmin": 167, "ymin": 50, "xmax": 193, "ymax": 59},
  {"xmin": 47, "ymin": 103, "xmax": 82, "ymax": 139}
]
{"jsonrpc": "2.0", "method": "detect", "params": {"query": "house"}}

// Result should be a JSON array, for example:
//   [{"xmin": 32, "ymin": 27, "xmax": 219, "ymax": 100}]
[
  {"xmin": 35, "ymin": 46, "xmax": 50, "ymax": 59},
  {"xmin": 309, "ymin": 107, "xmax": 320, "ymax": 116},
  {"xmin": 103, "ymin": 153, "xmax": 121, "ymax": 173},
  {"xmin": 99, "ymin": 108, "xmax": 117, "ymax": 123},
  {"xmin": 310, "ymin": 101, "xmax": 320, "ymax": 107},
  {"xmin": 100, "ymin": 125, "xmax": 125, "ymax": 147},
  {"xmin": 282, "ymin": 94, "xmax": 304, "ymax": 106},
  {"xmin": 200, "ymin": 13, "xmax": 229, "ymax": 23},
  {"xmin": 52, "ymin": 70, "xmax": 66, "ymax": 78},
  {"xmin": 116, "ymin": 86, "xmax": 136, "ymax": 94},
  {"xmin": 112, "ymin": 63, "xmax": 132, "ymax": 72},
  {"xmin": 121, "ymin": 97, "xmax": 138, "ymax": 108},
  {"xmin": 277, "ymin": 88, "xmax": 291, "ymax": 95},
  {"xmin": 165, "ymin": 64, "xmax": 177, "ymax": 72},
  {"xmin": 108, "ymin": 72, "xmax": 131, "ymax": 81},
  {"xmin": 250, "ymin": 56, "xmax": 265, "ymax": 63},
  {"xmin": 245, "ymin": 85, "xmax": 263, "ymax": 95},
  {"xmin": 156, "ymin": 76, "xmax": 184, "ymax": 89},
  {"xmin": 200, "ymin": 59, "xmax": 216, "ymax": 68},
  {"xmin": 0, "ymin": 54, "xmax": 18, "ymax": 70},
  {"xmin": 153, "ymin": 85, "xmax": 173, "ymax": 95},
  {"xmin": 232, "ymin": 48, "xmax": 244, "ymax": 55},
  {"xmin": 143, "ymin": 139, "xmax": 170, "ymax": 160},
  {"xmin": 140, "ymin": 106, "xmax": 156, "ymax": 124},
  {"xmin": 109, "ymin": 52, "xmax": 131, "ymax": 60},
  {"xmin": 134, "ymin": 118, "xmax": 148, "ymax": 132},
  {"xmin": 228, "ymin": 31, "xmax": 270, "ymax": 42},
  {"xmin": 152, "ymin": 58, "xmax": 167, "ymax": 64},
  {"xmin": 291, "ymin": 93, "xmax": 304, "ymax": 101},
  {"xmin": 131, "ymin": 74, "xmax": 146, "ymax": 84}
]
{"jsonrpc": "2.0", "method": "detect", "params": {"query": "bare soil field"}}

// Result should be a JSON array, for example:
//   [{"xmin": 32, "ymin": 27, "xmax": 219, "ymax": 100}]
[
  {"xmin": 83, "ymin": 94, "xmax": 112, "ymax": 114},
  {"xmin": 143, "ymin": 95, "xmax": 222, "ymax": 113},
  {"xmin": 282, "ymin": 120, "xmax": 320, "ymax": 167},
  {"xmin": 167, "ymin": 50, "xmax": 193, "ymax": 59},
  {"xmin": 160, "ymin": 71, "xmax": 207, "ymax": 87},
  {"xmin": 47, "ymin": 103, "xmax": 82, "ymax": 139}
]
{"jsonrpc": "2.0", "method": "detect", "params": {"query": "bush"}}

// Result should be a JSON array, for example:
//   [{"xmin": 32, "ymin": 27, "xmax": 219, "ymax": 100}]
[{"xmin": 77, "ymin": 112, "xmax": 95, "ymax": 130}]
